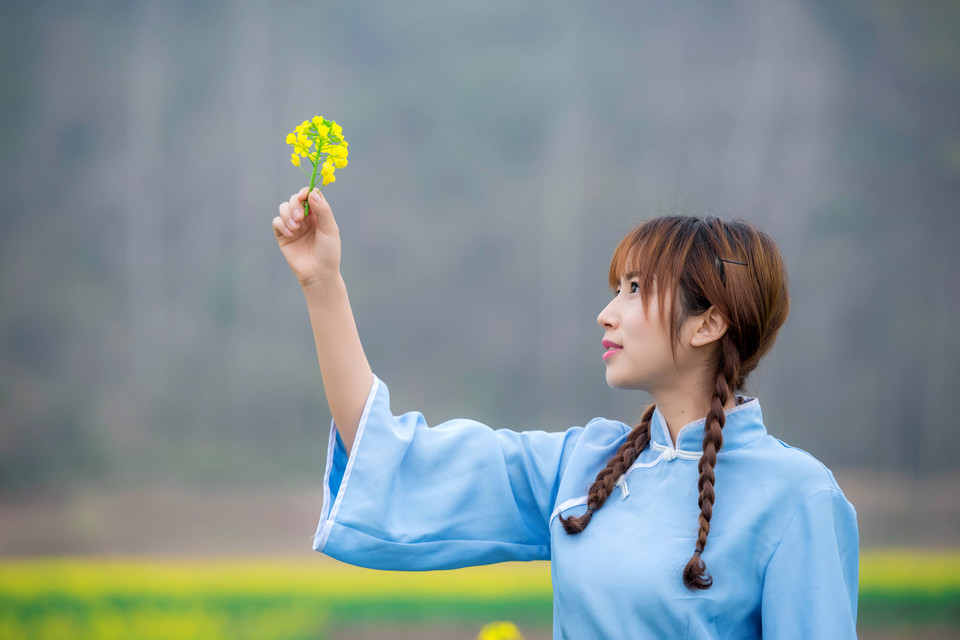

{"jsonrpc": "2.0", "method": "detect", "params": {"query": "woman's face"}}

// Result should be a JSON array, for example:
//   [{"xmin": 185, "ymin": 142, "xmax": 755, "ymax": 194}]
[{"xmin": 597, "ymin": 274, "xmax": 684, "ymax": 392}]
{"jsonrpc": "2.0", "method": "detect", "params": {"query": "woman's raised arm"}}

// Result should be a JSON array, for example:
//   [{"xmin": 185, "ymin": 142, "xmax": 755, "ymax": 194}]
[{"xmin": 273, "ymin": 187, "xmax": 373, "ymax": 454}]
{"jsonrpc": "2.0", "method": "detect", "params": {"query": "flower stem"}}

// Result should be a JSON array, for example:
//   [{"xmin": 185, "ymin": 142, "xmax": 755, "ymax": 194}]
[{"xmin": 305, "ymin": 156, "xmax": 320, "ymax": 216}]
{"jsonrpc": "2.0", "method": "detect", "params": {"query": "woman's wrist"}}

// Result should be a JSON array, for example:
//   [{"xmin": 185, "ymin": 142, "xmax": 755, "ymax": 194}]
[{"xmin": 300, "ymin": 272, "xmax": 346, "ymax": 300}]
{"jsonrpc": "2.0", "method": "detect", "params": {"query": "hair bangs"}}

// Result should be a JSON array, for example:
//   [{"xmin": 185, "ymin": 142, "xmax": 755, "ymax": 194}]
[{"xmin": 607, "ymin": 219, "xmax": 691, "ymax": 330}]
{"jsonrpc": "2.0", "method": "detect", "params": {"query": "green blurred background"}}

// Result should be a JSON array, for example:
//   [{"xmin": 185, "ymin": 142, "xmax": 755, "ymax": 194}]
[{"xmin": 1, "ymin": 0, "xmax": 958, "ymax": 637}]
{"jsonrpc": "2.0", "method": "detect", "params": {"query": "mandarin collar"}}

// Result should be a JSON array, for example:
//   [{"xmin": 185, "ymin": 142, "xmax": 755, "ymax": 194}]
[{"xmin": 649, "ymin": 396, "xmax": 767, "ymax": 454}]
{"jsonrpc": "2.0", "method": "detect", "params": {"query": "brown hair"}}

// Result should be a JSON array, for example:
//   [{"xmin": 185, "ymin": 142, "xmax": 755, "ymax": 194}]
[{"xmin": 559, "ymin": 215, "xmax": 790, "ymax": 590}]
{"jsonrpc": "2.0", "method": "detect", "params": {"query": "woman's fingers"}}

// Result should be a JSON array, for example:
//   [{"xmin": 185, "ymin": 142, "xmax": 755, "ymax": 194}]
[
  {"xmin": 277, "ymin": 198, "xmax": 303, "ymax": 236},
  {"xmin": 286, "ymin": 193, "xmax": 304, "ymax": 231},
  {"xmin": 273, "ymin": 215, "xmax": 292, "ymax": 238},
  {"xmin": 278, "ymin": 201, "xmax": 295, "ymax": 232},
  {"xmin": 274, "ymin": 188, "xmax": 335, "ymax": 241}
]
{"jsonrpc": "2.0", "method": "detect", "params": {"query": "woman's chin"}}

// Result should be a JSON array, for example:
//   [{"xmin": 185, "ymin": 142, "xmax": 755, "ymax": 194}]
[
  {"xmin": 605, "ymin": 372, "xmax": 637, "ymax": 390},
  {"xmin": 605, "ymin": 370, "xmax": 649, "ymax": 392}
]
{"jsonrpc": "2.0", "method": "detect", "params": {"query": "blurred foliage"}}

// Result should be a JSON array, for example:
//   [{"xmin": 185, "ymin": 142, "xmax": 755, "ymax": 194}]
[
  {"xmin": 0, "ymin": 601, "xmax": 330, "ymax": 640},
  {"xmin": 0, "ymin": 0, "xmax": 958, "ymax": 493},
  {"xmin": 0, "ymin": 559, "xmax": 552, "ymax": 639},
  {"xmin": 0, "ymin": 552, "xmax": 958, "ymax": 637}
]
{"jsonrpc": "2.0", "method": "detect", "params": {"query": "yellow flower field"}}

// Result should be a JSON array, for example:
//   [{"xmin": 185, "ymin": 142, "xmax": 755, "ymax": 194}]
[
  {"xmin": 0, "ymin": 550, "xmax": 957, "ymax": 639},
  {"xmin": 0, "ymin": 557, "xmax": 553, "ymax": 600},
  {"xmin": 859, "ymin": 548, "xmax": 960, "ymax": 593}
]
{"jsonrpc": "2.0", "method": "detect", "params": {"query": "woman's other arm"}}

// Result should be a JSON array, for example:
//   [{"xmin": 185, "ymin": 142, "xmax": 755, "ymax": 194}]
[
  {"xmin": 273, "ymin": 187, "xmax": 373, "ymax": 454},
  {"xmin": 760, "ymin": 487, "xmax": 859, "ymax": 638}
]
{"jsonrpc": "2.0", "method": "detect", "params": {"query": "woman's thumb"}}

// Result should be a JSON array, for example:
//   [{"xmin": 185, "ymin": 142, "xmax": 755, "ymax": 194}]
[{"xmin": 308, "ymin": 189, "xmax": 336, "ymax": 230}]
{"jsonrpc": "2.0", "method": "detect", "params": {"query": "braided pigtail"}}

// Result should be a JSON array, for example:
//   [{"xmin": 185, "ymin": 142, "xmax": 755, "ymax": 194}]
[
  {"xmin": 560, "ymin": 404, "xmax": 656, "ymax": 534},
  {"xmin": 682, "ymin": 337, "xmax": 740, "ymax": 590}
]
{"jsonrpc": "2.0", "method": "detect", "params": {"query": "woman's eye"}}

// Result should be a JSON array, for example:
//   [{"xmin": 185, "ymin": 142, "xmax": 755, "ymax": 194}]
[{"xmin": 630, "ymin": 282, "xmax": 639, "ymax": 293}]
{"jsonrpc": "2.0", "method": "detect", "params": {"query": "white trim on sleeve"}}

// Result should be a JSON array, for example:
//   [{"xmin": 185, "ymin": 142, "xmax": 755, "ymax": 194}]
[{"xmin": 313, "ymin": 375, "xmax": 381, "ymax": 552}]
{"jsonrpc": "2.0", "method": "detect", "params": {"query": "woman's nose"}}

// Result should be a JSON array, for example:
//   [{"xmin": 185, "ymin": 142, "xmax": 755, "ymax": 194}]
[{"xmin": 597, "ymin": 299, "xmax": 617, "ymax": 329}]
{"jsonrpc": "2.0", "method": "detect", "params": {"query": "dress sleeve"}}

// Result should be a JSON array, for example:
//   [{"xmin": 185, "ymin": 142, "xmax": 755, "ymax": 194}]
[
  {"xmin": 312, "ymin": 375, "xmax": 584, "ymax": 570},
  {"xmin": 761, "ymin": 487, "xmax": 860, "ymax": 638}
]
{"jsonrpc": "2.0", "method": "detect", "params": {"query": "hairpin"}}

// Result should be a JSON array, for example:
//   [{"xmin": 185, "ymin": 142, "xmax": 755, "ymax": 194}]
[{"xmin": 715, "ymin": 256, "xmax": 746, "ymax": 284}]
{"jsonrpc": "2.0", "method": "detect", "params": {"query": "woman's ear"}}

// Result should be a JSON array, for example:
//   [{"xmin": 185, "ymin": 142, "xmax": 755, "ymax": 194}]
[{"xmin": 689, "ymin": 307, "xmax": 728, "ymax": 347}]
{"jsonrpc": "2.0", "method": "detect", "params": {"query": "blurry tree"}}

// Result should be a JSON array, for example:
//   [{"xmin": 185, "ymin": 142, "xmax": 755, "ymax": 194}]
[{"xmin": 0, "ymin": 0, "xmax": 957, "ymax": 491}]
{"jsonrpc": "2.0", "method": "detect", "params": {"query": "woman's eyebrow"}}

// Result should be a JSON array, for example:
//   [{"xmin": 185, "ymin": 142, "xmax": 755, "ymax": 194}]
[{"xmin": 622, "ymin": 271, "xmax": 642, "ymax": 280}]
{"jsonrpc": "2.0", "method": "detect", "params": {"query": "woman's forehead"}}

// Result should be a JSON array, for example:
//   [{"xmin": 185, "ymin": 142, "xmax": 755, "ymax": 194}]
[
  {"xmin": 612, "ymin": 270, "xmax": 659, "ymax": 291},
  {"xmin": 615, "ymin": 270, "xmax": 658, "ymax": 281},
  {"xmin": 608, "ymin": 234, "xmax": 671, "ymax": 294}
]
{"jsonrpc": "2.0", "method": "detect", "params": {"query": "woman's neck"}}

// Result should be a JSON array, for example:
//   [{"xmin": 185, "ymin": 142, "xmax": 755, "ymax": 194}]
[{"xmin": 652, "ymin": 384, "xmax": 738, "ymax": 448}]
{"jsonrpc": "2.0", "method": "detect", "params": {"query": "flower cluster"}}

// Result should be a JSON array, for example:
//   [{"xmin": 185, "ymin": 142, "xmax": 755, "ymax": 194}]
[
  {"xmin": 477, "ymin": 621, "xmax": 525, "ymax": 640},
  {"xmin": 286, "ymin": 115, "xmax": 349, "ymax": 215}
]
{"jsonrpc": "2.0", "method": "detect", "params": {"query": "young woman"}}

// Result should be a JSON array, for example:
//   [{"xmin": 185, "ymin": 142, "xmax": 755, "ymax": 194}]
[{"xmin": 273, "ymin": 187, "xmax": 859, "ymax": 638}]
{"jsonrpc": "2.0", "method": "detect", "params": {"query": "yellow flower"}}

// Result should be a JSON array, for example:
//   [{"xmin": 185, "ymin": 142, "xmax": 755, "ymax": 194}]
[
  {"xmin": 477, "ymin": 621, "xmax": 524, "ymax": 640},
  {"xmin": 320, "ymin": 161, "xmax": 336, "ymax": 184},
  {"xmin": 285, "ymin": 115, "xmax": 347, "ymax": 201}
]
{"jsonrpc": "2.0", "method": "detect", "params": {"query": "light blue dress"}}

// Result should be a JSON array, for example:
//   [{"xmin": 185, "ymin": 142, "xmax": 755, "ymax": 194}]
[{"xmin": 314, "ymin": 375, "xmax": 859, "ymax": 639}]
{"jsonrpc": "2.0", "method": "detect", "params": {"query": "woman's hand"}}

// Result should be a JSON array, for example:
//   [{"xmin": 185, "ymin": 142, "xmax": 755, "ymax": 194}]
[{"xmin": 272, "ymin": 187, "xmax": 341, "ymax": 288}]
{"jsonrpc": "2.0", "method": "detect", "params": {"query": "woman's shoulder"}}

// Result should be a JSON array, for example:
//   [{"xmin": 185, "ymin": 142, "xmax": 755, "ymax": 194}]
[
  {"xmin": 725, "ymin": 436, "xmax": 857, "ymax": 552},
  {"xmin": 550, "ymin": 416, "xmax": 632, "ymax": 464},
  {"xmin": 741, "ymin": 434, "xmax": 850, "ymax": 502},
  {"xmin": 582, "ymin": 416, "xmax": 633, "ymax": 441}
]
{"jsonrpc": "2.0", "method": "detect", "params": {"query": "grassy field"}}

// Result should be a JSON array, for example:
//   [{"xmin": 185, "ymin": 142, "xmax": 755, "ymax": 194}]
[{"xmin": 1, "ymin": 550, "xmax": 958, "ymax": 639}]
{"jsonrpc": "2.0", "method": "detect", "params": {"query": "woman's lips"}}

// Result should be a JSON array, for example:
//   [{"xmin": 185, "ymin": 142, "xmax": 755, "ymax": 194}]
[
  {"xmin": 602, "ymin": 347, "xmax": 622, "ymax": 361},
  {"xmin": 602, "ymin": 339, "xmax": 622, "ymax": 361}
]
